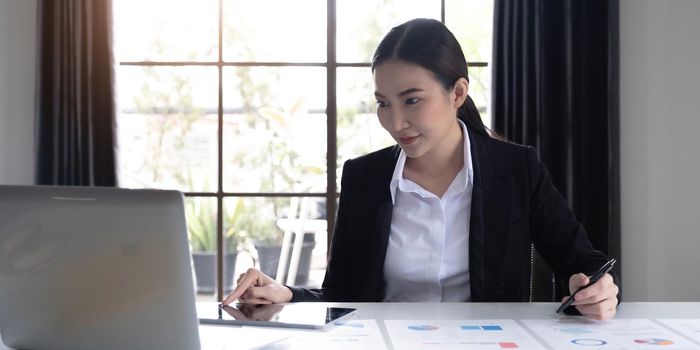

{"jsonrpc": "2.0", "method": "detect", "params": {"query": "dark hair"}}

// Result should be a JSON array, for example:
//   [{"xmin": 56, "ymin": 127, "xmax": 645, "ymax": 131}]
[{"xmin": 371, "ymin": 18, "xmax": 490, "ymax": 137}]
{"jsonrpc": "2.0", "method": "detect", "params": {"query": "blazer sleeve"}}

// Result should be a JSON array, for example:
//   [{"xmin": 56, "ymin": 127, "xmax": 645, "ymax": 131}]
[
  {"xmin": 286, "ymin": 159, "xmax": 356, "ymax": 302},
  {"xmin": 525, "ymin": 147, "xmax": 621, "ymax": 294}
]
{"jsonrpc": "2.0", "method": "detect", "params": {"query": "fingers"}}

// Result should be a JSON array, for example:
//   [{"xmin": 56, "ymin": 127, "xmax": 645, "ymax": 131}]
[
  {"xmin": 222, "ymin": 283, "xmax": 247, "ymax": 306},
  {"xmin": 568, "ymin": 273, "xmax": 590, "ymax": 293},
  {"xmin": 222, "ymin": 268, "xmax": 266, "ymax": 305},
  {"xmin": 238, "ymin": 286, "xmax": 276, "ymax": 304},
  {"xmin": 576, "ymin": 297, "xmax": 618, "ymax": 320},
  {"xmin": 565, "ymin": 272, "xmax": 619, "ymax": 320},
  {"xmin": 223, "ymin": 268, "xmax": 292, "ymax": 305},
  {"xmin": 574, "ymin": 274, "xmax": 618, "ymax": 305},
  {"xmin": 239, "ymin": 283, "xmax": 291, "ymax": 303}
]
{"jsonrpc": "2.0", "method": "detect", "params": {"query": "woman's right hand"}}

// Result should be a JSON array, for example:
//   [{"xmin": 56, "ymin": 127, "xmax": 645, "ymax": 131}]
[{"xmin": 221, "ymin": 268, "xmax": 293, "ymax": 305}]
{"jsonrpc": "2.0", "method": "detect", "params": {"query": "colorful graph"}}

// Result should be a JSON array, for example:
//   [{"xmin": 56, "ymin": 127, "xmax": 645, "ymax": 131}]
[
  {"xmin": 570, "ymin": 338, "xmax": 608, "ymax": 346},
  {"xmin": 387, "ymin": 320, "xmax": 546, "ymax": 349},
  {"xmin": 422, "ymin": 341, "xmax": 521, "ymax": 348},
  {"xmin": 524, "ymin": 319, "xmax": 699, "ymax": 350},
  {"xmin": 657, "ymin": 319, "xmax": 700, "ymax": 344},
  {"xmin": 461, "ymin": 325, "xmax": 504, "ymax": 331},
  {"xmin": 408, "ymin": 324, "xmax": 440, "ymax": 331},
  {"xmin": 635, "ymin": 338, "xmax": 675, "ymax": 345}
]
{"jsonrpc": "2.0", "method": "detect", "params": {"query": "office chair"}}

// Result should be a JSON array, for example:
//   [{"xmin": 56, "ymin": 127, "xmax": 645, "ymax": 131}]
[
  {"xmin": 275, "ymin": 197, "xmax": 325, "ymax": 286},
  {"xmin": 529, "ymin": 244, "xmax": 557, "ymax": 302}
]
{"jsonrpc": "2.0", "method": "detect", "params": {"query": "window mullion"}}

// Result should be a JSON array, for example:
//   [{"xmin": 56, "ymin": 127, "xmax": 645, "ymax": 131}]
[
  {"xmin": 326, "ymin": 0, "xmax": 337, "ymax": 252},
  {"xmin": 216, "ymin": 0, "xmax": 225, "ymax": 302}
]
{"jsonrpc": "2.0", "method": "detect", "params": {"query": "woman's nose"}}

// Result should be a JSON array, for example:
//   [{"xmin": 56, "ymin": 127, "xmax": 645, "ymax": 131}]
[{"xmin": 389, "ymin": 110, "xmax": 409, "ymax": 131}]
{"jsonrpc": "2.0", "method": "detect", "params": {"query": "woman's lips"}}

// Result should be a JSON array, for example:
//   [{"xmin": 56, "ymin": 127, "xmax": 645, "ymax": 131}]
[{"xmin": 398, "ymin": 135, "xmax": 420, "ymax": 145}]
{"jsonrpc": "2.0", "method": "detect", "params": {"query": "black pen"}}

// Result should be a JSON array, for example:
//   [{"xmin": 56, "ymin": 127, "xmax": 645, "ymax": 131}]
[{"xmin": 556, "ymin": 258, "xmax": 617, "ymax": 314}]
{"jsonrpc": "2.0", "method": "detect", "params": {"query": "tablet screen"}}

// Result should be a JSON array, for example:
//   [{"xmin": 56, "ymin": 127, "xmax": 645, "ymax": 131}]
[{"xmin": 197, "ymin": 303, "xmax": 356, "ymax": 330}]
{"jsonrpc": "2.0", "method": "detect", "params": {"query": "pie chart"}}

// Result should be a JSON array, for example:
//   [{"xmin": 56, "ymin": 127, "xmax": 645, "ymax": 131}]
[
  {"xmin": 571, "ymin": 339, "xmax": 607, "ymax": 346},
  {"xmin": 635, "ymin": 338, "xmax": 674, "ymax": 345}
]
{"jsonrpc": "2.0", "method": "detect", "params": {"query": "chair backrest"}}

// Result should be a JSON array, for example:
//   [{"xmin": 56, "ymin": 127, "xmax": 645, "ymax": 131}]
[{"xmin": 529, "ymin": 244, "xmax": 556, "ymax": 302}]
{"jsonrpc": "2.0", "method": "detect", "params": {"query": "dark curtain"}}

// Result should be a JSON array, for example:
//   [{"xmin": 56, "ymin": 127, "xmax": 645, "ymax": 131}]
[
  {"xmin": 35, "ymin": 0, "xmax": 117, "ymax": 186},
  {"xmin": 492, "ymin": 0, "xmax": 620, "ymax": 300}
]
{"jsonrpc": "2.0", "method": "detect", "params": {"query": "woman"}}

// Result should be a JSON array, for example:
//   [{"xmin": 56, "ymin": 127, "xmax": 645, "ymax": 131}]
[{"xmin": 223, "ymin": 18, "xmax": 619, "ymax": 320}]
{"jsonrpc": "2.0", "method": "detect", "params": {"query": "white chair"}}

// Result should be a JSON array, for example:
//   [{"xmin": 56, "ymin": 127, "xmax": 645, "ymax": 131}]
[{"xmin": 275, "ymin": 197, "xmax": 326, "ymax": 286}]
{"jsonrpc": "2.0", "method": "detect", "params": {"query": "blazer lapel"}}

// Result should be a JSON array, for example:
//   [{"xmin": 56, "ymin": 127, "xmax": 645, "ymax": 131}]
[
  {"xmin": 372, "ymin": 196, "xmax": 393, "ymax": 299},
  {"xmin": 468, "ymin": 129, "xmax": 513, "ymax": 301},
  {"xmin": 361, "ymin": 146, "xmax": 400, "ymax": 300},
  {"xmin": 375, "ymin": 146, "xmax": 400, "ymax": 263},
  {"xmin": 469, "ymin": 184, "xmax": 486, "ymax": 301}
]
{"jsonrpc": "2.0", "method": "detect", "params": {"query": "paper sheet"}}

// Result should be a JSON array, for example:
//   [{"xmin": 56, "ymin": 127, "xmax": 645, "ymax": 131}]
[
  {"xmin": 522, "ymin": 318, "xmax": 700, "ymax": 349},
  {"xmin": 199, "ymin": 324, "xmax": 295, "ymax": 350},
  {"xmin": 385, "ymin": 319, "xmax": 545, "ymax": 349},
  {"xmin": 262, "ymin": 319, "xmax": 387, "ymax": 350},
  {"xmin": 658, "ymin": 319, "xmax": 700, "ymax": 345}
]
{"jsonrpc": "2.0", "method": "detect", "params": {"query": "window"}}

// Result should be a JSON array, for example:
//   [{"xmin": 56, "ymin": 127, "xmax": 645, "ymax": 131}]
[{"xmin": 114, "ymin": 0, "xmax": 493, "ymax": 301}]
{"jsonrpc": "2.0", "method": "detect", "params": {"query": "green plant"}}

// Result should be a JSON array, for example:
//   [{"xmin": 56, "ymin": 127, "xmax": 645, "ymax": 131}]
[
  {"xmin": 186, "ymin": 198, "xmax": 245, "ymax": 253},
  {"xmin": 186, "ymin": 198, "xmax": 217, "ymax": 252},
  {"xmin": 223, "ymin": 198, "xmax": 248, "ymax": 250},
  {"xmin": 235, "ymin": 198, "xmax": 284, "ymax": 247},
  {"xmin": 247, "ymin": 223, "xmax": 283, "ymax": 246},
  {"xmin": 186, "ymin": 196, "xmax": 289, "ymax": 252},
  {"xmin": 132, "ymin": 66, "xmax": 206, "ymax": 189}
]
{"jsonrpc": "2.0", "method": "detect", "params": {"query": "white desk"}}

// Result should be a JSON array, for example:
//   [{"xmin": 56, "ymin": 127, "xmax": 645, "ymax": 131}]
[{"xmin": 2, "ymin": 302, "xmax": 700, "ymax": 349}]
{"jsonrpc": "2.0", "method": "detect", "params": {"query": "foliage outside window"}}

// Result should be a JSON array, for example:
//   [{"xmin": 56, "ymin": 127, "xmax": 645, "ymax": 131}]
[{"xmin": 114, "ymin": 0, "xmax": 493, "ymax": 300}]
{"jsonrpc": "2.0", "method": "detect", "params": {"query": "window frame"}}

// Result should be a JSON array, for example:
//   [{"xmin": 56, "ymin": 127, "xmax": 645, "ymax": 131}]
[{"xmin": 117, "ymin": 0, "xmax": 489, "ymax": 300}]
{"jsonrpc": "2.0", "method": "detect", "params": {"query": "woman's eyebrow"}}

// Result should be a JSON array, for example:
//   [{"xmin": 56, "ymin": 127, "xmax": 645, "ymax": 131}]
[{"xmin": 374, "ymin": 87, "xmax": 425, "ymax": 98}]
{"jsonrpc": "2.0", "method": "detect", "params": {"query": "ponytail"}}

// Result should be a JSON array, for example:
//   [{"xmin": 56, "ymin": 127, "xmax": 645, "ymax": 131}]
[{"xmin": 458, "ymin": 95, "xmax": 489, "ymax": 137}]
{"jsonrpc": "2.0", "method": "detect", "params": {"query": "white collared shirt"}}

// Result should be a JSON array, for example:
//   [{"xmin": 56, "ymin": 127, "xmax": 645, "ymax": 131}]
[{"xmin": 383, "ymin": 120, "xmax": 473, "ymax": 302}]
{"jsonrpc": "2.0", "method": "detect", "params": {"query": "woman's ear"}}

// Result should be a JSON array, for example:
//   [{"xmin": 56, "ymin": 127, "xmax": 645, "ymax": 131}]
[{"xmin": 452, "ymin": 77, "xmax": 469, "ymax": 109}]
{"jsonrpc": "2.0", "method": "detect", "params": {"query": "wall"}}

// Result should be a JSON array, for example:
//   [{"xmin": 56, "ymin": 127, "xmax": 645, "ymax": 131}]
[
  {"xmin": 620, "ymin": 0, "xmax": 700, "ymax": 301},
  {"xmin": 0, "ymin": 0, "xmax": 37, "ymax": 185}
]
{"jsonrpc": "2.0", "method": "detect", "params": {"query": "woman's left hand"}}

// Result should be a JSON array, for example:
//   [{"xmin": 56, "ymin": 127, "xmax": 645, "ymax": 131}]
[{"xmin": 564, "ymin": 273, "xmax": 619, "ymax": 320}]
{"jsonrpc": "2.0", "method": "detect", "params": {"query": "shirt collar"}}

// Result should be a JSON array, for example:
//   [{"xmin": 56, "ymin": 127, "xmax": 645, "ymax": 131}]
[{"xmin": 389, "ymin": 119, "xmax": 473, "ymax": 204}]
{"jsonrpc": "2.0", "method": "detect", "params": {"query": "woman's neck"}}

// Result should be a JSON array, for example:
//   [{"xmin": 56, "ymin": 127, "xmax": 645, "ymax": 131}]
[{"xmin": 406, "ymin": 120, "xmax": 464, "ymax": 180}]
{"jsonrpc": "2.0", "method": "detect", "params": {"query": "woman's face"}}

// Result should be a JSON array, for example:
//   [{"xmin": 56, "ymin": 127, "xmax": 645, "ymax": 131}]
[{"xmin": 373, "ymin": 60, "xmax": 466, "ymax": 160}]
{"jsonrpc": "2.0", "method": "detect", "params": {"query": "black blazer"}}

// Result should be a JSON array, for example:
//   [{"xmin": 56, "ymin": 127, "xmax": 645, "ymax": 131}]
[{"xmin": 289, "ymin": 126, "xmax": 616, "ymax": 302}]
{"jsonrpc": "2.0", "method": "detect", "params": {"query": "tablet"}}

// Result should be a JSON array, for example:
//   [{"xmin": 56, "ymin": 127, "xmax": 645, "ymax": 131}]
[{"xmin": 197, "ymin": 303, "xmax": 356, "ymax": 330}]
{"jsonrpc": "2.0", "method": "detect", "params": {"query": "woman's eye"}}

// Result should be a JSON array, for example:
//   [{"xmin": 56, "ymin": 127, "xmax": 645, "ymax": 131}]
[
  {"xmin": 376, "ymin": 100, "xmax": 388, "ymax": 108},
  {"xmin": 405, "ymin": 97, "xmax": 420, "ymax": 105}
]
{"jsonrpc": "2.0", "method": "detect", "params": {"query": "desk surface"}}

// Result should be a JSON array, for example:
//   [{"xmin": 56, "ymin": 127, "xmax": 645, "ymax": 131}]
[{"xmin": 2, "ymin": 302, "xmax": 699, "ymax": 349}]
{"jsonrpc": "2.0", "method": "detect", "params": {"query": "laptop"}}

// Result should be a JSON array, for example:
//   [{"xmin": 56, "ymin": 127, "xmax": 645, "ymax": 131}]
[{"xmin": 0, "ymin": 185, "xmax": 200, "ymax": 350}]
